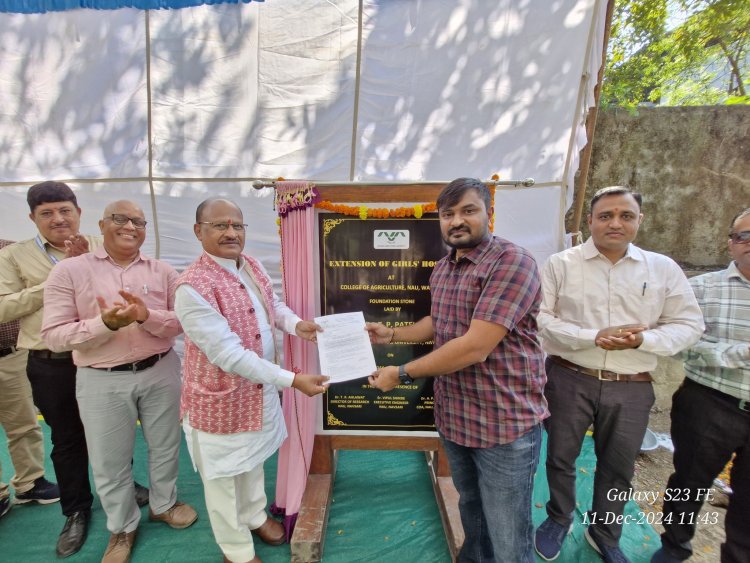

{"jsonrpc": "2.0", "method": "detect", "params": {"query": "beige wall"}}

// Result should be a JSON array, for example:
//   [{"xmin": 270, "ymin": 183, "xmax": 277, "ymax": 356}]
[{"xmin": 580, "ymin": 105, "xmax": 750, "ymax": 269}]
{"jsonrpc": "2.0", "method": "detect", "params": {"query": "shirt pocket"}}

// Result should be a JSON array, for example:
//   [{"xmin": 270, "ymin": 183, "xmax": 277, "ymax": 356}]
[
  {"xmin": 140, "ymin": 288, "xmax": 168, "ymax": 310},
  {"xmin": 622, "ymin": 279, "xmax": 661, "ymax": 323}
]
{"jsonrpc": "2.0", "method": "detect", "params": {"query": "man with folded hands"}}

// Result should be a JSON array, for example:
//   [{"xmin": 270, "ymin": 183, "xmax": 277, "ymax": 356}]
[
  {"xmin": 42, "ymin": 200, "xmax": 197, "ymax": 563},
  {"xmin": 535, "ymin": 186, "xmax": 704, "ymax": 563}
]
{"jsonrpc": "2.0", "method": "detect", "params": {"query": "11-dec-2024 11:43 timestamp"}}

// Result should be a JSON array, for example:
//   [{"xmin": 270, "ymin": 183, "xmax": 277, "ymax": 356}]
[{"xmin": 583, "ymin": 510, "xmax": 720, "ymax": 527}]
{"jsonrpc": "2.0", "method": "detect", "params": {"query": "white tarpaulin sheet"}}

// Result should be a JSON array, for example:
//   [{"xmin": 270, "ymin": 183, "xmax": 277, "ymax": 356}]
[{"xmin": 0, "ymin": 0, "xmax": 606, "ymax": 272}]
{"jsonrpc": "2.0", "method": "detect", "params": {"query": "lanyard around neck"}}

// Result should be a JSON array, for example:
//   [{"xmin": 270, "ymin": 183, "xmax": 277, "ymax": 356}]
[{"xmin": 35, "ymin": 234, "xmax": 61, "ymax": 265}]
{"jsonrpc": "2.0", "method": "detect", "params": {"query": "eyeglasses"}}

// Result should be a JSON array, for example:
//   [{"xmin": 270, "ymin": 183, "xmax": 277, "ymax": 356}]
[
  {"xmin": 729, "ymin": 231, "xmax": 750, "ymax": 244},
  {"xmin": 107, "ymin": 214, "xmax": 147, "ymax": 229},
  {"xmin": 197, "ymin": 221, "xmax": 248, "ymax": 232}
]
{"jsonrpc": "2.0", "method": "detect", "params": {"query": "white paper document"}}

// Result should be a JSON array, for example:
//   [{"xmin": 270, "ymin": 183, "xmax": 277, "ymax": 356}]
[{"xmin": 314, "ymin": 311, "xmax": 377, "ymax": 383}]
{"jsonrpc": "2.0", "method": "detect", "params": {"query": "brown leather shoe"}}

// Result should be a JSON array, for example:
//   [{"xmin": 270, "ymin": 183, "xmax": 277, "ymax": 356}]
[
  {"xmin": 148, "ymin": 501, "xmax": 198, "ymax": 529},
  {"xmin": 222, "ymin": 556, "xmax": 261, "ymax": 563},
  {"xmin": 250, "ymin": 516, "xmax": 285, "ymax": 546},
  {"xmin": 101, "ymin": 529, "xmax": 137, "ymax": 563}
]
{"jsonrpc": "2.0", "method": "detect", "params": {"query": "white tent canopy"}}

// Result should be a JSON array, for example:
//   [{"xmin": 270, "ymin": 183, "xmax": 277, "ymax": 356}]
[{"xmin": 0, "ymin": 0, "xmax": 606, "ymax": 276}]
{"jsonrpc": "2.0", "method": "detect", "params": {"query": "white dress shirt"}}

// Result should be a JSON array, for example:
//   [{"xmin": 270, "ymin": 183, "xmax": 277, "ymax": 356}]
[
  {"xmin": 538, "ymin": 237, "xmax": 704, "ymax": 374},
  {"xmin": 175, "ymin": 253, "xmax": 301, "ymax": 480}
]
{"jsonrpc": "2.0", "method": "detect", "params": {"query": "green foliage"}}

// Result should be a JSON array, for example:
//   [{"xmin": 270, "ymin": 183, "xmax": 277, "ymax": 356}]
[{"xmin": 602, "ymin": 0, "xmax": 750, "ymax": 108}]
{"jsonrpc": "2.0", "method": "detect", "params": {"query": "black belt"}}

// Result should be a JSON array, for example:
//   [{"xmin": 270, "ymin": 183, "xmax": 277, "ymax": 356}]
[
  {"xmin": 91, "ymin": 349, "xmax": 170, "ymax": 373},
  {"xmin": 685, "ymin": 378, "xmax": 750, "ymax": 413},
  {"xmin": 549, "ymin": 355, "xmax": 653, "ymax": 382},
  {"xmin": 0, "ymin": 346, "xmax": 17, "ymax": 358},
  {"xmin": 28, "ymin": 349, "xmax": 73, "ymax": 360}
]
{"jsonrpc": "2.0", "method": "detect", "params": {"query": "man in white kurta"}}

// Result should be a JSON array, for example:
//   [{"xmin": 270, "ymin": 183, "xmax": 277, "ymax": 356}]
[{"xmin": 175, "ymin": 198, "xmax": 327, "ymax": 563}]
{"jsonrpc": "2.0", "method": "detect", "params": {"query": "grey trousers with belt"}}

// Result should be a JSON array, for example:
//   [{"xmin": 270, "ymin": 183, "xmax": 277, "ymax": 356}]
[
  {"xmin": 543, "ymin": 358, "xmax": 654, "ymax": 546},
  {"xmin": 76, "ymin": 349, "xmax": 182, "ymax": 534}
]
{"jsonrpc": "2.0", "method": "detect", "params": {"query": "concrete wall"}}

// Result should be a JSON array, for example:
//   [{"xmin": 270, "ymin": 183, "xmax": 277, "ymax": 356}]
[
  {"xmin": 581, "ymin": 106, "xmax": 750, "ymax": 269},
  {"xmin": 580, "ymin": 106, "xmax": 750, "ymax": 408}
]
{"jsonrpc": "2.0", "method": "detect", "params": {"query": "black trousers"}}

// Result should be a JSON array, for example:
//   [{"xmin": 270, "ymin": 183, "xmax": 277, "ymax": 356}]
[
  {"xmin": 543, "ymin": 358, "xmax": 654, "ymax": 546},
  {"xmin": 26, "ymin": 354, "xmax": 93, "ymax": 516},
  {"xmin": 661, "ymin": 378, "xmax": 750, "ymax": 563}
]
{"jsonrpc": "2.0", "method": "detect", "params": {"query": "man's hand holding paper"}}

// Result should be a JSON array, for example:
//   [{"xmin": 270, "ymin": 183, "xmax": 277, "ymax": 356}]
[{"xmin": 314, "ymin": 312, "xmax": 377, "ymax": 383}]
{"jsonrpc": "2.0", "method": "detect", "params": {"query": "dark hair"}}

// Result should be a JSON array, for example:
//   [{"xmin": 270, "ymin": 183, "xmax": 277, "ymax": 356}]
[
  {"xmin": 437, "ymin": 178, "xmax": 491, "ymax": 212},
  {"xmin": 27, "ymin": 181, "xmax": 78, "ymax": 213},
  {"xmin": 195, "ymin": 197, "xmax": 241, "ymax": 223},
  {"xmin": 589, "ymin": 185, "xmax": 642, "ymax": 212},
  {"xmin": 730, "ymin": 208, "xmax": 750, "ymax": 232}
]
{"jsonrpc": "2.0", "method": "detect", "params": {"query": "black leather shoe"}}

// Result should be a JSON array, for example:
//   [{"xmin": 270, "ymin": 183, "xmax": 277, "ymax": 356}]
[
  {"xmin": 56, "ymin": 510, "xmax": 91, "ymax": 558},
  {"xmin": 134, "ymin": 481, "xmax": 150, "ymax": 508}
]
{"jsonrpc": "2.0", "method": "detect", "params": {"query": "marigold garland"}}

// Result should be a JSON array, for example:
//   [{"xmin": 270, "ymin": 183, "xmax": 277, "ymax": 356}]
[
  {"xmin": 315, "ymin": 200, "xmax": 438, "ymax": 219},
  {"xmin": 311, "ymin": 177, "xmax": 497, "ymax": 230}
]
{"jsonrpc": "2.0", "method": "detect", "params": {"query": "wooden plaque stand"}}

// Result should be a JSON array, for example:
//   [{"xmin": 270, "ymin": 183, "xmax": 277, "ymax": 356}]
[{"xmin": 290, "ymin": 435, "xmax": 463, "ymax": 562}]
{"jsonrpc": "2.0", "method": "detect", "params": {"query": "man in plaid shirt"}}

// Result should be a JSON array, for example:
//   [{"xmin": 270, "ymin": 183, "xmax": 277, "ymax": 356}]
[
  {"xmin": 0, "ymin": 239, "xmax": 60, "ymax": 522},
  {"xmin": 653, "ymin": 208, "xmax": 750, "ymax": 563},
  {"xmin": 367, "ymin": 177, "xmax": 549, "ymax": 562}
]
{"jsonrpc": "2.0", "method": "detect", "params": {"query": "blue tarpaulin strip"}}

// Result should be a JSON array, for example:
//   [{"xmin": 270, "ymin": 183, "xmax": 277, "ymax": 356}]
[{"xmin": 0, "ymin": 0, "xmax": 261, "ymax": 14}]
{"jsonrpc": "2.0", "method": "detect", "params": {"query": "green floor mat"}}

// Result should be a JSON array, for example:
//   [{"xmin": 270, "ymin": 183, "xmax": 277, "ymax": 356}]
[{"xmin": 0, "ymin": 423, "xmax": 660, "ymax": 562}]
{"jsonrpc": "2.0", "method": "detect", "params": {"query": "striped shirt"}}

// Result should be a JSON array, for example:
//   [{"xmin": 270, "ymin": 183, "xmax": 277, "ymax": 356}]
[
  {"xmin": 430, "ymin": 235, "xmax": 549, "ymax": 448},
  {"xmin": 683, "ymin": 262, "xmax": 750, "ymax": 401}
]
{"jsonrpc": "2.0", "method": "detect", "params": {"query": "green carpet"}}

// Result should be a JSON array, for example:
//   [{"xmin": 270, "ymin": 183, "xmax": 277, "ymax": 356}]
[{"xmin": 0, "ymin": 423, "xmax": 660, "ymax": 562}]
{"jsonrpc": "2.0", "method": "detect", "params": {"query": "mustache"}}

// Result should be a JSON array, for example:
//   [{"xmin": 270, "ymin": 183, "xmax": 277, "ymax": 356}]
[{"xmin": 449, "ymin": 227, "xmax": 469, "ymax": 235}]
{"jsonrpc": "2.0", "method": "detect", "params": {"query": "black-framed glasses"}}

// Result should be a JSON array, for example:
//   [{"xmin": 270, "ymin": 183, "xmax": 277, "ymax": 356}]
[
  {"xmin": 108, "ymin": 214, "xmax": 147, "ymax": 229},
  {"xmin": 197, "ymin": 221, "xmax": 248, "ymax": 232},
  {"xmin": 729, "ymin": 231, "xmax": 750, "ymax": 244}
]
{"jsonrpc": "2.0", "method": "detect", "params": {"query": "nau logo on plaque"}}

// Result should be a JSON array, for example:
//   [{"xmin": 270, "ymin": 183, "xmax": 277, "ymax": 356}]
[{"xmin": 374, "ymin": 229, "xmax": 410, "ymax": 249}]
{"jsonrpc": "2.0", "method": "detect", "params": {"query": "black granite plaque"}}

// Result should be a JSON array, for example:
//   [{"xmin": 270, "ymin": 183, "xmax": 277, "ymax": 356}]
[{"xmin": 319, "ymin": 214, "xmax": 448, "ymax": 431}]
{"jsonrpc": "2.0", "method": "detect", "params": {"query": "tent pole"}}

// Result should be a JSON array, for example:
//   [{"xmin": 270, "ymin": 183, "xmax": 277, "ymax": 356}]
[
  {"xmin": 251, "ymin": 178, "xmax": 536, "ymax": 189},
  {"xmin": 144, "ymin": 10, "xmax": 160, "ymax": 258},
  {"xmin": 567, "ymin": 0, "xmax": 615, "ymax": 246},
  {"xmin": 348, "ymin": 0, "xmax": 365, "ymax": 182}
]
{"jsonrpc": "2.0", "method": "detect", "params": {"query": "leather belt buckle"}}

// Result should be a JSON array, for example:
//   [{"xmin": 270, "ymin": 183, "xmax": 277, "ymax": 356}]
[{"xmin": 600, "ymin": 370, "xmax": 622, "ymax": 382}]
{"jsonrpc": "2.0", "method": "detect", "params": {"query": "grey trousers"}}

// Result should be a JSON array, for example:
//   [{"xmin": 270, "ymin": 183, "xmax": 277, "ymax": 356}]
[
  {"xmin": 76, "ymin": 349, "xmax": 182, "ymax": 534},
  {"xmin": 543, "ymin": 358, "xmax": 654, "ymax": 546}
]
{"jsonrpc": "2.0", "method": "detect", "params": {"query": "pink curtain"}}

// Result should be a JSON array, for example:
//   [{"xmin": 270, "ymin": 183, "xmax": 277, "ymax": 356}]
[{"xmin": 271, "ymin": 181, "xmax": 320, "ymax": 540}]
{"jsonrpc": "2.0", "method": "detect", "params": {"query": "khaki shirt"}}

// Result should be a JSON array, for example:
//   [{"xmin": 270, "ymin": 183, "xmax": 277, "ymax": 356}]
[{"xmin": 0, "ymin": 234, "xmax": 102, "ymax": 350}]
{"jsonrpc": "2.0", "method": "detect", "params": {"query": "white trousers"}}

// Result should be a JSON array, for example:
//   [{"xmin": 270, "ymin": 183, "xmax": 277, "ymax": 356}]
[{"xmin": 188, "ymin": 429, "xmax": 269, "ymax": 562}]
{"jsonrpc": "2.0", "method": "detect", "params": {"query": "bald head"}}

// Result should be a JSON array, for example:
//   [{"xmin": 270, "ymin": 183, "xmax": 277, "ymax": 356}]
[
  {"xmin": 103, "ymin": 200, "xmax": 144, "ymax": 219},
  {"xmin": 196, "ymin": 197, "xmax": 242, "ymax": 224}
]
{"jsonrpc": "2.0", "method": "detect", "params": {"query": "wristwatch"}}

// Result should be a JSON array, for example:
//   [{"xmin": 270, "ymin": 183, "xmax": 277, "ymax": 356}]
[{"xmin": 398, "ymin": 364, "xmax": 414, "ymax": 385}]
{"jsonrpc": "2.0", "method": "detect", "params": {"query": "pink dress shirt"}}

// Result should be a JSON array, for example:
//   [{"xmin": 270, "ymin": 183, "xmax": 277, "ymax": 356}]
[{"xmin": 41, "ymin": 246, "xmax": 182, "ymax": 368}]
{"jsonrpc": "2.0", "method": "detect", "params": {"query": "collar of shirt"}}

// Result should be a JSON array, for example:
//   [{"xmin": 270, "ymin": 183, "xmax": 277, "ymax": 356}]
[
  {"xmin": 37, "ymin": 232, "xmax": 66, "ymax": 253},
  {"xmin": 582, "ymin": 236, "xmax": 642, "ymax": 263},
  {"xmin": 205, "ymin": 252, "xmax": 246, "ymax": 276},
  {"xmin": 448, "ymin": 234, "xmax": 493, "ymax": 265},
  {"xmin": 93, "ymin": 244, "xmax": 146, "ymax": 267},
  {"xmin": 728, "ymin": 261, "xmax": 749, "ymax": 283},
  {"xmin": 36, "ymin": 232, "xmax": 67, "ymax": 261}
]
